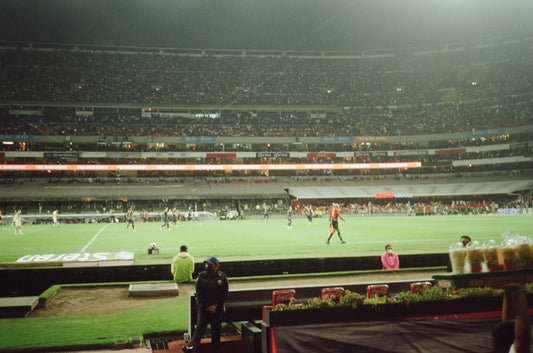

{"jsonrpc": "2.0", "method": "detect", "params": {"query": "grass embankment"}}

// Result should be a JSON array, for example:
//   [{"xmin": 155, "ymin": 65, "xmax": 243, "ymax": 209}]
[{"xmin": 0, "ymin": 284, "xmax": 185, "ymax": 352}]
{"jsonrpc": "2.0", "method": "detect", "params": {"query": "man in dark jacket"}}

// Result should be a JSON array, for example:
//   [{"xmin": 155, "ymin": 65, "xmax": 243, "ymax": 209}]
[{"xmin": 183, "ymin": 256, "xmax": 229, "ymax": 353}]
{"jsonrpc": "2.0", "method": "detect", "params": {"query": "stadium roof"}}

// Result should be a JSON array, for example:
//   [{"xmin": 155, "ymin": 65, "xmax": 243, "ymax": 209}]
[
  {"xmin": 1, "ymin": 177, "xmax": 531, "ymax": 202},
  {"xmin": 287, "ymin": 179, "xmax": 533, "ymax": 200},
  {"xmin": 1, "ymin": 0, "xmax": 532, "ymax": 51}
]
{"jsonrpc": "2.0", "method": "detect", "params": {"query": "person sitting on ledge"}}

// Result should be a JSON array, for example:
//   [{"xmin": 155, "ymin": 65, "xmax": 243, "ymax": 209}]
[
  {"xmin": 171, "ymin": 245, "xmax": 194, "ymax": 283},
  {"xmin": 381, "ymin": 244, "xmax": 400, "ymax": 270}
]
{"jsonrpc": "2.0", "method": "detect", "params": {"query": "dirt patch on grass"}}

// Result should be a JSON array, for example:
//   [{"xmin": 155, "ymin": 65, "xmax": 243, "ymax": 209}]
[
  {"xmin": 28, "ymin": 269, "xmax": 444, "ymax": 317},
  {"xmin": 28, "ymin": 286, "xmax": 189, "ymax": 318}
]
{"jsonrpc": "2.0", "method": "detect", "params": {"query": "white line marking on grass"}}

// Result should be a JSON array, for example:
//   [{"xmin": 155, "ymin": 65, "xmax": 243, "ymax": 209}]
[
  {"xmin": 80, "ymin": 223, "xmax": 111, "ymax": 252},
  {"xmin": 193, "ymin": 237, "xmax": 461, "ymax": 250}
]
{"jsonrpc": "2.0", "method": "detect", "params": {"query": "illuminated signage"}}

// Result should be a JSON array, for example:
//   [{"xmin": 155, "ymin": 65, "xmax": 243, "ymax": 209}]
[{"xmin": 0, "ymin": 162, "xmax": 421, "ymax": 172}]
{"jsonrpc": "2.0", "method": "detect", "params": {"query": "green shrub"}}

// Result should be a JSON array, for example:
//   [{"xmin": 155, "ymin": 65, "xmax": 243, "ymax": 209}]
[{"xmin": 271, "ymin": 284, "xmax": 525, "ymax": 312}]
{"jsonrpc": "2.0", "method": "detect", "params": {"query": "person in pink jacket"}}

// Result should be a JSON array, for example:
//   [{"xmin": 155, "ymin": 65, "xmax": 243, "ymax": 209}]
[{"xmin": 381, "ymin": 244, "xmax": 400, "ymax": 270}]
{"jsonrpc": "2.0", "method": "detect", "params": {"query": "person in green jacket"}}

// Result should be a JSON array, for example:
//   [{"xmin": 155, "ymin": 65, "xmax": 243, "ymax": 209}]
[{"xmin": 171, "ymin": 245, "xmax": 195, "ymax": 283}]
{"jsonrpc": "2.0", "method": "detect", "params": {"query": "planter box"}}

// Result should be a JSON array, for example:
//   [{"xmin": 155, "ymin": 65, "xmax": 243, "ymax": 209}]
[{"xmin": 264, "ymin": 296, "xmax": 503, "ymax": 327}]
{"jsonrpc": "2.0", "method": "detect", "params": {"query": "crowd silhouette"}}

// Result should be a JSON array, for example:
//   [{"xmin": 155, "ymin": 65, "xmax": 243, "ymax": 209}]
[{"xmin": 1, "ymin": 43, "xmax": 532, "ymax": 139}]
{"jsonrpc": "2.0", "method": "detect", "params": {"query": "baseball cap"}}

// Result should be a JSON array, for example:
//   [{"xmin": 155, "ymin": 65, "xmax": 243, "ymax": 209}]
[{"xmin": 205, "ymin": 256, "xmax": 220, "ymax": 265}]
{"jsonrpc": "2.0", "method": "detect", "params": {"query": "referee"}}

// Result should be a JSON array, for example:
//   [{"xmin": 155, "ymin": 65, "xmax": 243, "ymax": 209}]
[{"xmin": 327, "ymin": 203, "xmax": 346, "ymax": 244}]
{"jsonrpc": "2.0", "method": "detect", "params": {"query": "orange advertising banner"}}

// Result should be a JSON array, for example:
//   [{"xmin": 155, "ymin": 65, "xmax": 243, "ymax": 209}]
[{"xmin": 0, "ymin": 162, "xmax": 421, "ymax": 171}]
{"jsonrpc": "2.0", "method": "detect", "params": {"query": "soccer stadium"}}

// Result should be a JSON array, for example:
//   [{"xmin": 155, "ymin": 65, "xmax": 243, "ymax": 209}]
[{"xmin": 1, "ymin": 1, "xmax": 533, "ymax": 352}]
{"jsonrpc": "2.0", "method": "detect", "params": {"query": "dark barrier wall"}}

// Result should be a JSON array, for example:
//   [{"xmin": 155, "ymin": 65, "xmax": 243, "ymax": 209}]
[
  {"xmin": 0, "ymin": 253, "xmax": 448, "ymax": 296},
  {"xmin": 214, "ymin": 253, "xmax": 448, "ymax": 277}
]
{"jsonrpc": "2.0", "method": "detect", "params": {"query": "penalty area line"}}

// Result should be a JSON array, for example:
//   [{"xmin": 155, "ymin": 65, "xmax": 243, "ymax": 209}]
[{"xmin": 80, "ymin": 223, "xmax": 111, "ymax": 253}]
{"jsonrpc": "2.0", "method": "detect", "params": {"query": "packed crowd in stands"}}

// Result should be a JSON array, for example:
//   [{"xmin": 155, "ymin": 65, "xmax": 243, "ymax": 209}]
[
  {"xmin": 0, "ymin": 44, "xmax": 531, "ymax": 188},
  {"xmin": 1, "ymin": 96, "xmax": 532, "ymax": 139},
  {"xmin": 2, "ymin": 194, "xmax": 530, "ymax": 220},
  {"xmin": 304, "ymin": 196, "xmax": 532, "ymax": 216},
  {"xmin": 0, "ymin": 166, "xmax": 529, "ymax": 187},
  {"xmin": 1, "ymin": 45, "xmax": 532, "ymax": 106},
  {"xmin": 1, "ymin": 43, "xmax": 532, "ymax": 138},
  {"xmin": 1, "ymin": 122, "xmax": 529, "ymax": 153}
]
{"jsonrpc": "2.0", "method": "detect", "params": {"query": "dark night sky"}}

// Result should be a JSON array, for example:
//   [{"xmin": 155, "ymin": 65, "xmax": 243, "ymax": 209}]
[{"xmin": 1, "ymin": 0, "xmax": 532, "ymax": 51}]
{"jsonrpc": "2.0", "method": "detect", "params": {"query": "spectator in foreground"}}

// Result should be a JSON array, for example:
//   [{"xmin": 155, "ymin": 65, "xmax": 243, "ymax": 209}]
[
  {"xmin": 381, "ymin": 244, "xmax": 400, "ymax": 270},
  {"xmin": 492, "ymin": 283, "xmax": 531, "ymax": 353},
  {"xmin": 171, "ymin": 245, "xmax": 194, "ymax": 283}
]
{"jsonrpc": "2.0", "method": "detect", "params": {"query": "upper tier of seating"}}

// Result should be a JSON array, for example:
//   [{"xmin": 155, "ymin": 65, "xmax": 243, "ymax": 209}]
[{"xmin": 1, "ymin": 41, "xmax": 532, "ymax": 138}]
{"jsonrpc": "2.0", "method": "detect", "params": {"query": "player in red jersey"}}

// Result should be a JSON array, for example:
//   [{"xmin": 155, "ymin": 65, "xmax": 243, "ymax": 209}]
[{"xmin": 327, "ymin": 203, "xmax": 346, "ymax": 244}]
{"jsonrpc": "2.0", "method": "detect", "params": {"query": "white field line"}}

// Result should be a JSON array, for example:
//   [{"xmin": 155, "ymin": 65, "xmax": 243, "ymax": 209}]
[
  {"xmin": 177, "ymin": 237, "xmax": 457, "ymax": 251},
  {"xmin": 80, "ymin": 223, "xmax": 111, "ymax": 252}
]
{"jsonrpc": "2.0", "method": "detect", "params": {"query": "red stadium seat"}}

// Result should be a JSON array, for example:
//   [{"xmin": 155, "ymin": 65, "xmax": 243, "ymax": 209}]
[
  {"xmin": 321, "ymin": 287, "xmax": 345, "ymax": 303},
  {"xmin": 263, "ymin": 289, "xmax": 297, "ymax": 323},
  {"xmin": 272, "ymin": 289, "xmax": 296, "ymax": 306},
  {"xmin": 410, "ymin": 282, "xmax": 432, "ymax": 295},
  {"xmin": 367, "ymin": 284, "xmax": 389, "ymax": 298}
]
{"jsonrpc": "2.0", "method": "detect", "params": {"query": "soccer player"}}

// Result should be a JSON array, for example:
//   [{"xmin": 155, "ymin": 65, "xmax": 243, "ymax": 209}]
[
  {"xmin": 262, "ymin": 204, "xmax": 270, "ymax": 221},
  {"xmin": 126, "ymin": 207, "xmax": 135, "ymax": 231},
  {"xmin": 172, "ymin": 207, "xmax": 179, "ymax": 227},
  {"xmin": 160, "ymin": 207, "xmax": 170, "ymax": 231},
  {"xmin": 327, "ymin": 203, "xmax": 346, "ymax": 244},
  {"xmin": 305, "ymin": 205, "xmax": 314, "ymax": 225},
  {"xmin": 287, "ymin": 206, "xmax": 293, "ymax": 229},
  {"xmin": 0, "ymin": 210, "xmax": 4, "ymax": 230},
  {"xmin": 52, "ymin": 209, "xmax": 59, "ymax": 227},
  {"xmin": 13, "ymin": 209, "xmax": 25, "ymax": 236}
]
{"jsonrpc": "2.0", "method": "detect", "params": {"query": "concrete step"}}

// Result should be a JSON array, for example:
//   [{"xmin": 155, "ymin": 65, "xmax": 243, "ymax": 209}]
[
  {"xmin": 0, "ymin": 296, "xmax": 39, "ymax": 318},
  {"xmin": 129, "ymin": 283, "xmax": 179, "ymax": 297}
]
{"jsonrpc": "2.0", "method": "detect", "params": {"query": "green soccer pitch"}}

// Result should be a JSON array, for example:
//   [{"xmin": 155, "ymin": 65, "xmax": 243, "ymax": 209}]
[
  {"xmin": 1, "ymin": 215, "xmax": 532, "ymax": 265},
  {"xmin": 0, "ymin": 214, "xmax": 532, "ymax": 352}
]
